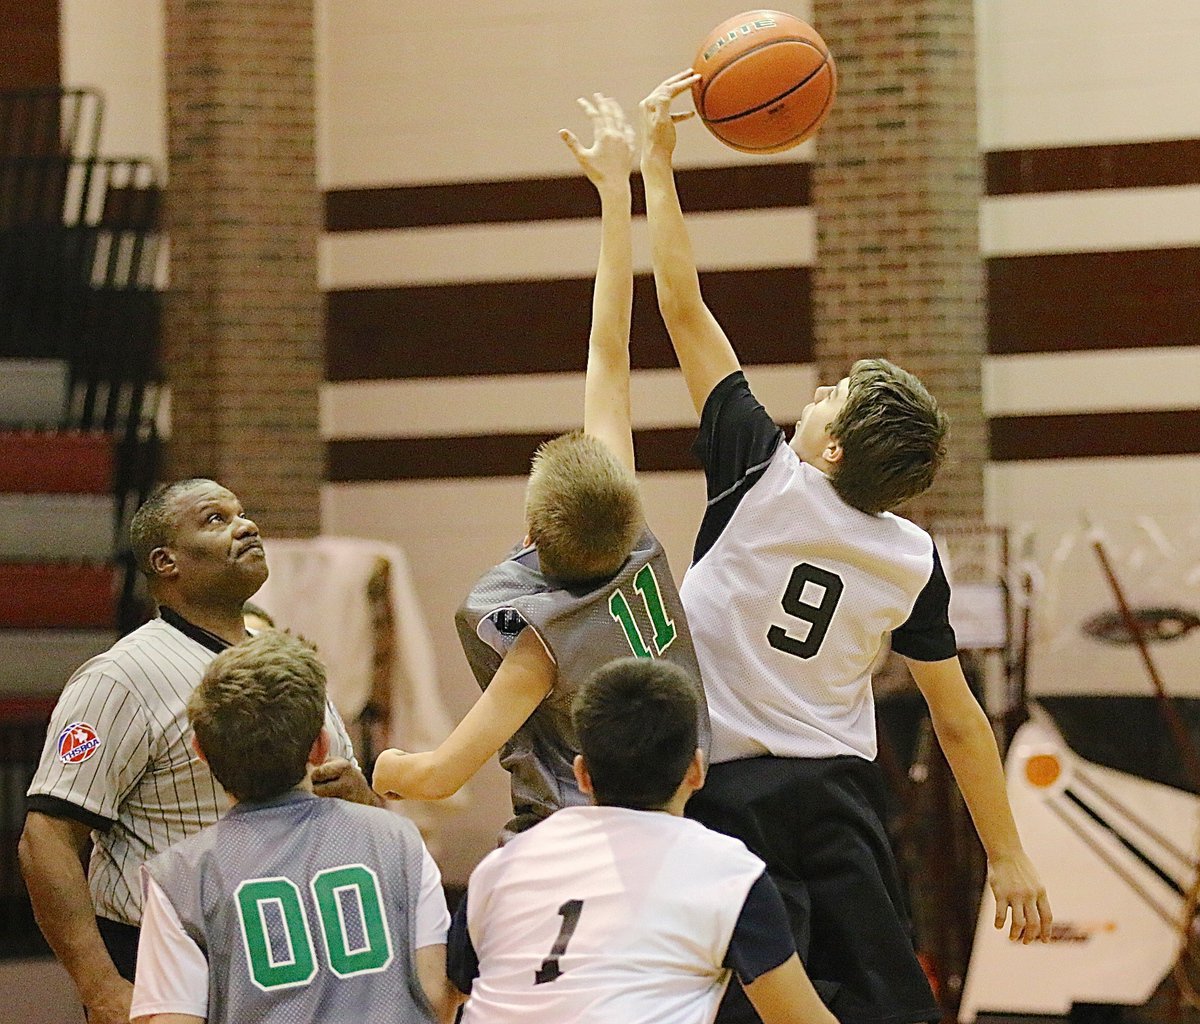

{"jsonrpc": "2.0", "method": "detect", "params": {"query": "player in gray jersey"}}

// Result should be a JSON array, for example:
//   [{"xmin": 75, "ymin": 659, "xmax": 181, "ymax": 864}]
[
  {"xmin": 372, "ymin": 95, "xmax": 709, "ymax": 838},
  {"xmin": 639, "ymin": 72, "xmax": 1051, "ymax": 1024},
  {"xmin": 130, "ymin": 631, "xmax": 453, "ymax": 1024},
  {"xmin": 20, "ymin": 478, "xmax": 374, "ymax": 1024}
]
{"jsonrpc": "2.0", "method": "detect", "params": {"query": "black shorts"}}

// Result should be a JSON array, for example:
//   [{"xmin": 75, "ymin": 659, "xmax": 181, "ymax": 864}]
[{"xmin": 687, "ymin": 755, "xmax": 940, "ymax": 1024}]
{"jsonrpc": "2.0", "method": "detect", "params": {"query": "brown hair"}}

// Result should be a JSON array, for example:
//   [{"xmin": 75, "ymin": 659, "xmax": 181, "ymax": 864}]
[
  {"xmin": 524, "ymin": 431, "xmax": 644, "ymax": 582},
  {"xmin": 188, "ymin": 631, "xmax": 326, "ymax": 803},
  {"xmin": 828, "ymin": 359, "xmax": 948, "ymax": 514}
]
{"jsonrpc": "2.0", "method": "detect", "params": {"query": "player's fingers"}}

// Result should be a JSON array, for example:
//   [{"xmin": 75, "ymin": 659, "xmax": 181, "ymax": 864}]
[
  {"xmin": 671, "ymin": 110, "xmax": 696, "ymax": 123},
  {"xmin": 993, "ymin": 897, "xmax": 1007, "ymax": 931},
  {"xmin": 667, "ymin": 71, "xmax": 702, "ymax": 97},
  {"xmin": 593, "ymin": 93, "xmax": 613, "ymax": 132},
  {"xmin": 1008, "ymin": 900, "xmax": 1026, "ymax": 942},
  {"xmin": 1036, "ymin": 892, "xmax": 1053, "ymax": 943},
  {"xmin": 577, "ymin": 95, "xmax": 599, "ymax": 120},
  {"xmin": 559, "ymin": 129, "xmax": 583, "ymax": 156}
]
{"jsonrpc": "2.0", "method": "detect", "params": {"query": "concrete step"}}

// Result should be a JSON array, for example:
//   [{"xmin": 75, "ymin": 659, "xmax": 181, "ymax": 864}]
[
  {"xmin": 0, "ymin": 494, "xmax": 115, "ymax": 562},
  {"xmin": 0, "ymin": 359, "xmax": 67, "ymax": 428},
  {"xmin": 0, "ymin": 629, "xmax": 118, "ymax": 695}
]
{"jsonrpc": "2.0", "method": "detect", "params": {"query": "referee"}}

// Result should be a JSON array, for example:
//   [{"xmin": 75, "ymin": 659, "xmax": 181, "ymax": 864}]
[{"xmin": 18, "ymin": 478, "xmax": 375, "ymax": 1024}]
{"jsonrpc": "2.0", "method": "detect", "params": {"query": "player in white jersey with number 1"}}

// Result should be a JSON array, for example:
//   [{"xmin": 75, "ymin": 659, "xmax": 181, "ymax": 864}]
[
  {"xmin": 639, "ymin": 72, "xmax": 1052, "ymax": 1024},
  {"xmin": 371, "ymin": 93, "xmax": 708, "ymax": 838},
  {"xmin": 450, "ymin": 656, "xmax": 838, "ymax": 1024}
]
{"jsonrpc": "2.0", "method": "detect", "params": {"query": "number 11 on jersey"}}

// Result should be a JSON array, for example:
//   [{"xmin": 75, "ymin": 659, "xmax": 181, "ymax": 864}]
[{"xmin": 608, "ymin": 564, "xmax": 677, "ymax": 658}]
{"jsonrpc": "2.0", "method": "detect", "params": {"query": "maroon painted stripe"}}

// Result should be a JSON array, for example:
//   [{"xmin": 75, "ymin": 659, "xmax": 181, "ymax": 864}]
[
  {"xmin": 987, "ymin": 248, "xmax": 1200, "ymax": 355},
  {"xmin": 986, "ymin": 139, "xmax": 1200, "ymax": 196},
  {"xmin": 327, "ymin": 427, "xmax": 708, "ymax": 483},
  {"xmin": 325, "ymin": 163, "xmax": 811, "ymax": 231},
  {"xmin": 326, "ymin": 268, "xmax": 812, "ymax": 381},
  {"xmin": 0, "ymin": 562, "xmax": 115, "ymax": 628},
  {"xmin": 989, "ymin": 410, "xmax": 1200, "ymax": 462},
  {"xmin": 0, "ymin": 431, "xmax": 113, "ymax": 493}
]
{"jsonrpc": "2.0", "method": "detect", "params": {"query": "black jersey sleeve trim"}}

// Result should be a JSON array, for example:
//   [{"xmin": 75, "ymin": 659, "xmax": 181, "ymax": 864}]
[
  {"xmin": 723, "ymin": 870, "xmax": 796, "ymax": 985},
  {"xmin": 890, "ymin": 544, "xmax": 959, "ymax": 662},
  {"xmin": 446, "ymin": 891, "xmax": 479, "ymax": 995},
  {"xmin": 692, "ymin": 372, "xmax": 785, "ymax": 565},
  {"xmin": 25, "ymin": 794, "xmax": 115, "ymax": 832}
]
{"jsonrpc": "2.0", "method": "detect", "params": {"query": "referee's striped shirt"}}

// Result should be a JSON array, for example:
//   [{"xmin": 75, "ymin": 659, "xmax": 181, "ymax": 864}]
[{"xmin": 26, "ymin": 607, "xmax": 358, "ymax": 927}]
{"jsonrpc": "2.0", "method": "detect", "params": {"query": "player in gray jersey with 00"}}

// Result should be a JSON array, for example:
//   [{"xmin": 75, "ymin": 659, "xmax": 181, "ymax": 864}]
[
  {"xmin": 130, "ymin": 630, "xmax": 453, "ymax": 1024},
  {"xmin": 372, "ymin": 94, "xmax": 709, "ymax": 838}
]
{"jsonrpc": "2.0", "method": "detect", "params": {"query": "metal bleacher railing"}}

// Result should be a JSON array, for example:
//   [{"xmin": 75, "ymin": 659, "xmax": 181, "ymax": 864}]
[
  {"xmin": 0, "ymin": 86, "xmax": 162, "ymax": 631},
  {"xmin": 0, "ymin": 87, "xmax": 163, "ymax": 958}
]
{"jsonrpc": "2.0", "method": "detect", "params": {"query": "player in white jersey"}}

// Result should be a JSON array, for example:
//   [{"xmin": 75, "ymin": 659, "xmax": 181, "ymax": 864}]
[
  {"xmin": 372, "ymin": 95, "xmax": 709, "ymax": 837},
  {"xmin": 638, "ymin": 73, "xmax": 1051, "ymax": 1024},
  {"xmin": 19, "ymin": 479, "xmax": 374, "ymax": 1024},
  {"xmin": 449, "ymin": 656, "xmax": 837, "ymax": 1024},
  {"xmin": 130, "ymin": 631, "xmax": 453, "ymax": 1024}
]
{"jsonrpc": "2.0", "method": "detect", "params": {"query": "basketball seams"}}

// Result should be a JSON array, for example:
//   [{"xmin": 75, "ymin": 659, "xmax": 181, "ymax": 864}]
[
  {"xmin": 701, "ymin": 53, "xmax": 830, "ymax": 126},
  {"xmin": 707, "ymin": 65, "xmax": 838, "ymax": 153},
  {"xmin": 696, "ymin": 37, "xmax": 828, "ymax": 119}
]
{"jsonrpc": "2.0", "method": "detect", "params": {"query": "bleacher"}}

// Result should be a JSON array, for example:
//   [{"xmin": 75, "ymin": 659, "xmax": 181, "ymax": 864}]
[{"xmin": 0, "ymin": 87, "xmax": 161, "ymax": 957}]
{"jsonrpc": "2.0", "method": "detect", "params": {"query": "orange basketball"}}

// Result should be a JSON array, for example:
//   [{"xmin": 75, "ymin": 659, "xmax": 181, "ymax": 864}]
[{"xmin": 692, "ymin": 10, "xmax": 836, "ymax": 154}]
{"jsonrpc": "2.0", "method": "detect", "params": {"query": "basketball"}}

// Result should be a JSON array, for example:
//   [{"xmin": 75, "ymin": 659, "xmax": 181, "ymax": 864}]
[{"xmin": 691, "ymin": 10, "xmax": 836, "ymax": 154}]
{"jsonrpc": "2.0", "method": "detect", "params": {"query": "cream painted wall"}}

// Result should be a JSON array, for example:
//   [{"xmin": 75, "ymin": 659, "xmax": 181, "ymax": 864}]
[{"xmin": 60, "ymin": 0, "xmax": 166, "ymax": 167}]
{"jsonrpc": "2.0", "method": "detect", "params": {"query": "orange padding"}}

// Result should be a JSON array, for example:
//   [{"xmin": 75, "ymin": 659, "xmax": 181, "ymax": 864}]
[
  {"xmin": 0, "ymin": 431, "xmax": 114, "ymax": 494},
  {"xmin": 0, "ymin": 563, "xmax": 116, "ymax": 628}
]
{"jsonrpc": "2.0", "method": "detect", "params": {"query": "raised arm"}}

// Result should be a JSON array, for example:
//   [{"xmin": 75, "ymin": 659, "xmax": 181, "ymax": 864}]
[
  {"xmin": 905, "ymin": 655, "xmax": 1052, "ymax": 943},
  {"xmin": 372, "ymin": 626, "xmax": 555, "ymax": 801},
  {"xmin": 561, "ymin": 94, "xmax": 636, "ymax": 474},
  {"xmin": 640, "ymin": 71, "xmax": 741, "ymax": 416}
]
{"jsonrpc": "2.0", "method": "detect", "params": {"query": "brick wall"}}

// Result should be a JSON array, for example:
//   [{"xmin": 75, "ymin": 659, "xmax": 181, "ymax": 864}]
[
  {"xmin": 812, "ymin": 0, "xmax": 985, "ymax": 526},
  {"xmin": 162, "ymin": 0, "xmax": 321, "ymax": 536}
]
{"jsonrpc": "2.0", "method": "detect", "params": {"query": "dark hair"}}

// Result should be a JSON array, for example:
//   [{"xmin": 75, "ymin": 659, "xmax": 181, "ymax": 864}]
[
  {"xmin": 188, "ymin": 631, "xmax": 326, "ymax": 803},
  {"xmin": 571, "ymin": 657, "xmax": 699, "ymax": 810},
  {"xmin": 525, "ymin": 431, "xmax": 644, "ymax": 582},
  {"xmin": 129, "ymin": 478, "xmax": 215, "ymax": 576},
  {"xmin": 828, "ymin": 359, "xmax": 948, "ymax": 514}
]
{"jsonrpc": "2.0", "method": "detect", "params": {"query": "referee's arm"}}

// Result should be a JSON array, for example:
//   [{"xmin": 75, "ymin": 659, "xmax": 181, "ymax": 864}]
[{"xmin": 19, "ymin": 810, "xmax": 133, "ymax": 1024}]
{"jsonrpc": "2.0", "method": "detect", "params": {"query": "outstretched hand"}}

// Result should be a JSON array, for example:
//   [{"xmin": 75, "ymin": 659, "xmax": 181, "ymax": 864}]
[
  {"xmin": 640, "ymin": 70, "xmax": 701, "ymax": 160},
  {"xmin": 560, "ymin": 93, "xmax": 635, "ymax": 188},
  {"xmin": 989, "ymin": 850, "xmax": 1053, "ymax": 943}
]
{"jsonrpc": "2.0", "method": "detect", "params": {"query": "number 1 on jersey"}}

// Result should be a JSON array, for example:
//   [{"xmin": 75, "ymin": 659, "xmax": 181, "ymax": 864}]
[
  {"xmin": 609, "ymin": 564, "xmax": 677, "ymax": 658},
  {"xmin": 534, "ymin": 899, "xmax": 584, "ymax": 984}
]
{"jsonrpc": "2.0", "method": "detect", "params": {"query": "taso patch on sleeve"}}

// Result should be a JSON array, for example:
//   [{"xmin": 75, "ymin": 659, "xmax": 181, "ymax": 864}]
[{"xmin": 57, "ymin": 722, "xmax": 102, "ymax": 764}]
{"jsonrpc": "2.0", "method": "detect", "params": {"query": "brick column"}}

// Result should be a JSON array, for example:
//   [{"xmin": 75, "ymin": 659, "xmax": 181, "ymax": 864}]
[
  {"xmin": 811, "ymin": 1, "xmax": 984, "ymax": 526},
  {"xmin": 163, "ymin": 0, "xmax": 321, "ymax": 536}
]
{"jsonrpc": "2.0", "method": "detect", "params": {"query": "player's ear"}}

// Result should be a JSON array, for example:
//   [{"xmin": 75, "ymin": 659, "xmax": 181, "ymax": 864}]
[
  {"xmin": 308, "ymin": 727, "xmax": 330, "ymax": 767},
  {"xmin": 685, "ymin": 749, "xmax": 706, "ymax": 791},
  {"xmin": 572, "ymin": 754, "xmax": 594, "ymax": 797},
  {"xmin": 149, "ymin": 546, "xmax": 177, "ymax": 579},
  {"xmin": 822, "ymin": 439, "xmax": 844, "ymax": 466},
  {"xmin": 191, "ymin": 732, "xmax": 209, "ymax": 764}
]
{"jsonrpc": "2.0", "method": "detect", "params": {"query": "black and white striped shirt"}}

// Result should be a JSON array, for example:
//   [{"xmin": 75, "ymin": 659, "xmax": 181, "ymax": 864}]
[{"xmin": 26, "ymin": 609, "xmax": 357, "ymax": 926}]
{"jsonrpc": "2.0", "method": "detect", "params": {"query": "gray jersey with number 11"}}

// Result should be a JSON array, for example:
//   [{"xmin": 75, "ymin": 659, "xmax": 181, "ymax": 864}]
[{"xmin": 456, "ymin": 529, "xmax": 710, "ymax": 840}]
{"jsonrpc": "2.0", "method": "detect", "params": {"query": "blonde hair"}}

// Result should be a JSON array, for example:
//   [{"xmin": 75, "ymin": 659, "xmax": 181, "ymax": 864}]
[{"xmin": 524, "ymin": 431, "xmax": 644, "ymax": 582}]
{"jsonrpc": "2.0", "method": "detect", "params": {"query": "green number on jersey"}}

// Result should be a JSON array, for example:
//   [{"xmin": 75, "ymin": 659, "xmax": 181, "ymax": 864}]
[
  {"xmin": 608, "ymin": 564, "xmax": 677, "ymax": 658},
  {"xmin": 236, "ymin": 878, "xmax": 318, "ymax": 991},
  {"xmin": 311, "ymin": 865, "xmax": 394, "ymax": 977},
  {"xmin": 236, "ymin": 864, "xmax": 392, "ymax": 990}
]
